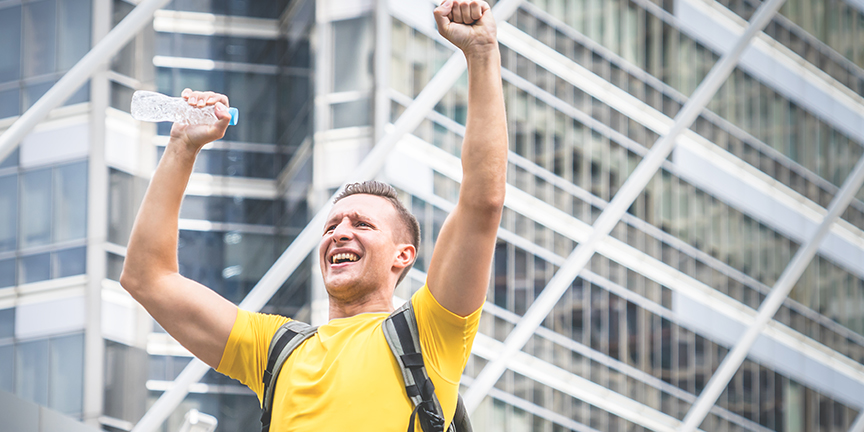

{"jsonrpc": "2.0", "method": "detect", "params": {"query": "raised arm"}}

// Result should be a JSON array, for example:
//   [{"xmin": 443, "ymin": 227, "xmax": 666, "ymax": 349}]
[
  {"xmin": 427, "ymin": 1, "xmax": 508, "ymax": 316},
  {"xmin": 120, "ymin": 89, "xmax": 237, "ymax": 368}
]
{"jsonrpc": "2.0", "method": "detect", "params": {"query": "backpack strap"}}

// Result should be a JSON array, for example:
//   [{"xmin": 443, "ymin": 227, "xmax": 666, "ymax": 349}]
[
  {"xmin": 384, "ymin": 300, "xmax": 451, "ymax": 432},
  {"xmin": 261, "ymin": 320, "xmax": 318, "ymax": 432}
]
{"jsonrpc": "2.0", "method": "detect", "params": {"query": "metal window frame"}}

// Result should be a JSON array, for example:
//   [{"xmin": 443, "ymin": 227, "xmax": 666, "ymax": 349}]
[
  {"xmin": 679, "ymin": 151, "xmax": 864, "ymax": 431},
  {"xmin": 462, "ymin": 0, "xmax": 790, "ymax": 413}
]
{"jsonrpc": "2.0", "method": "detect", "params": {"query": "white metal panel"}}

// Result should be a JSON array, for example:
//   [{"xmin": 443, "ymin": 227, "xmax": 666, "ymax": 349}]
[
  {"xmin": 20, "ymin": 120, "xmax": 90, "ymax": 169},
  {"xmin": 16, "ymin": 295, "xmax": 86, "ymax": 340}
]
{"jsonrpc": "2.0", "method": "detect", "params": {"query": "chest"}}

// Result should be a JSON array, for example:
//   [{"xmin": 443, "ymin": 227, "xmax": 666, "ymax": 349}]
[{"xmin": 269, "ymin": 319, "xmax": 414, "ymax": 429}]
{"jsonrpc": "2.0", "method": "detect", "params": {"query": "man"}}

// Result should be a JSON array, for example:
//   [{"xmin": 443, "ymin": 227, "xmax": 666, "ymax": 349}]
[{"xmin": 120, "ymin": 1, "xmax": 507, "ymax": 430}]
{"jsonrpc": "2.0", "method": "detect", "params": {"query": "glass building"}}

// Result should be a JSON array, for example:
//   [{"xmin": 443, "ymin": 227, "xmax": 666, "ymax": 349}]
[{"xmin": 1, "ymin": 0, "xmax": 863, "ymax": 431}]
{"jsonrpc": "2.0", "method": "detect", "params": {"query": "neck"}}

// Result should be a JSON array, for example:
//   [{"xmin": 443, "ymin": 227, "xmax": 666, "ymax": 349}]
[{"xmin": 328, "ymin": 288, "xmax": 394, "ymax": 320}]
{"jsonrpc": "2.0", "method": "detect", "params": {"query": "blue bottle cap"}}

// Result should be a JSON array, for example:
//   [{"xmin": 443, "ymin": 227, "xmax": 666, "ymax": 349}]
[{"xmin": 228, "ymin": 107, "xmax": 239, "ymax": 126}]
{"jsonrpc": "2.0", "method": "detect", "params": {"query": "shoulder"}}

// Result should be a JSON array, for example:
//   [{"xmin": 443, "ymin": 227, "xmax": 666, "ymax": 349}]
[
  {"xmin": 227, "ymin": 309, "xmax": 293, "ymax": 347},
  {"xmin": 410, "ymin": 284, "xmax": 482, "ymax": 336}
]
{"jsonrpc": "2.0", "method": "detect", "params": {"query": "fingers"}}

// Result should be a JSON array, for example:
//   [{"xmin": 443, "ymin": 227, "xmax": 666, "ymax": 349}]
[
  {"xmin": 470, "ymin": 1, "xmax": 482, "ymax": 20},
  {"xmin": 213, "ymin": 102, "xmax": 231, "ymax": 126},
  {"xmin": 434, "ymin": 1, "xmax": 452, "ymax": 32},
  {"xmin": 182, "ymin": 89, "xmax": 230, "ymax": 108},
  {"xmin": 444, "ymin": 0, "xmax": 488, "ymax": 25}
]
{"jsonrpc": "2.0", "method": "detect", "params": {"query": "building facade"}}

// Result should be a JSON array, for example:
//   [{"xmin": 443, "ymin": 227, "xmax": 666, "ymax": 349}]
[{"xmin": 1, "ymin": 0, "xmax": 863, "ymax": 431}]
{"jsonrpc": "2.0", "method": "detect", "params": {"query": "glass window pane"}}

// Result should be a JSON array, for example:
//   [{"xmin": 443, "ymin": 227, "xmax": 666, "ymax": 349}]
[
  {"xmin": 16, "ymin": 338, "xmax": 49, "ymax": 406},
  {"xmin": 24, "ymin": 80, "xmax": 54, "ymax": 111},
  {"xmin": 0, "ymin": 308, "xmax": 13, "ymax": 339},
  {"xmin": 22, "ymin": 0, "xmax": 57, "ymax": 78},
  {"xmin": 57, "ymin": 0, "xmax": 91, "ymax": 70},
  {"xmin": 332, "ymin": 17, "xmax": 373, "ymax": 93},
  {"xmin": 53, "ymin": 247, "xmax": 86, "ymax": 278},
  {"xmin": 110, "ymin": 81, "xmax": 134, "ymax": 112},
  {"xmin": 0, "ymin": 259, "xmax": 14, "ymax": 288},
  {"xmin": 0, "ymin": 6, "xmax": 21, "ymax": 83},
  {"xmin": 49, "ymin": 333, "xmax": 83, "ymax": 415},
  {"xmin": 20, "ymin": 168, "xmax": 52, "ymax": 248},
  {"xmin": 0, "ymin": 175, "xmax": 17, "ymax": 252},
  {"xmin": 106, "ymin": 252, "xmax": 124, "ymax": 281},
  {"xmin": 53, "ymin": 162, "xmax": 87, "ymax": 242},
  {"xmin": 19, "ymin": 253, "xmax": 50, "ymax": 284},
  {"xmin": 332, "ymin": 98, "xmax": 371, "ymax": 129},
  {"xmin": 0, "ymin": 344, "xmax": 12, "ymax": 393},
  {"xmin": 63, "ymin": 81, "xmax": 89, "ymax": 107},
  {"xmin": 0, "ymin": 148, "xmax": 19, "ymax": 169},
  {"xmin": 109, "ymin": 169, "xmax": 146, "ymax": 246},
  {"xmin": 0, "ymin": 88, "xmax": 21, "ymax": 119}
]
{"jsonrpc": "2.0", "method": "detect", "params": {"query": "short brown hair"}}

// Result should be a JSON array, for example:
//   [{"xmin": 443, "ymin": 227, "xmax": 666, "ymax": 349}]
[{"xmin": 334, "ymin": 181, "xmax": 421, "ymax": 286}]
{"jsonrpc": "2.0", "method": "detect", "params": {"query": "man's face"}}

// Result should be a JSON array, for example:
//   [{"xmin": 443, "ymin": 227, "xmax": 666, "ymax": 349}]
[{"xmin": 318, "ymin": 194, "xmax": 411, "ymax": 301}]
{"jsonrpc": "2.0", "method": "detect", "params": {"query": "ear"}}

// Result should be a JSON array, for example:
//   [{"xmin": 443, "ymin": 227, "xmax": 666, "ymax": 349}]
[{"xmin": 392, "ymin": 243, "xmax": 416, "ymax": 270}]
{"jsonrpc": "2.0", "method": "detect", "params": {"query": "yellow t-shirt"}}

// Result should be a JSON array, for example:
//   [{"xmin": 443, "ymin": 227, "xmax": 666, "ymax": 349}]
[{"xmin": 216, "ymin": 285, "xmax": 481, "ymax": 431}]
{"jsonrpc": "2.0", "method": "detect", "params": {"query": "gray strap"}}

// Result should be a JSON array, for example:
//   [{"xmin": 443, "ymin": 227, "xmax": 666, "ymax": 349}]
[
  {"xmin": 261, "ymin": 321, "xmax": 318, "ymax": 432},
  {"xmin": 384, "ymin": 300, "xmax": 448, "ymax": 430}
]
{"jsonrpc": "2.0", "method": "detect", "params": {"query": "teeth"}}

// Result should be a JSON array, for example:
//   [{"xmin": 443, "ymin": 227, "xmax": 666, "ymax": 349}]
[{"xmin": 331, "ymin": 252, "xmax": 359, "ymax": 264}]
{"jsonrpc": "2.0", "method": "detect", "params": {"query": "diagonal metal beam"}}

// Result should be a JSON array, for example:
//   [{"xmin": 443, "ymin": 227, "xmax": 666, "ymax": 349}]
[
  {"xmin": 462, "ymin": 0, "xmax": 788, "ymax": 413},
  {"xmin": 0, "ymin": 0, "xmax": 173, "ymax": 164},
  {"xmin": 130, "ymin": 1, "xmax": 524, "ymax": 431},
  {"xmin": 679, "ymin": 152, "xmax": 864, "ymax": 431}
]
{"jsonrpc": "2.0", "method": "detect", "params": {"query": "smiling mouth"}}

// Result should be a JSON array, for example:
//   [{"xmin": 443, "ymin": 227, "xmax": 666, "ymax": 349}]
[{"xmin": 331, "ymin": 252, "xmax": 360, "ymax": 264}]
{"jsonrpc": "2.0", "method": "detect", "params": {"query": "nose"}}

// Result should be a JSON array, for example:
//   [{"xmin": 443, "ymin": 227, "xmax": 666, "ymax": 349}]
[{"xmin": 331, "ymin": 218, "xmax": 353, "ymax": 242}]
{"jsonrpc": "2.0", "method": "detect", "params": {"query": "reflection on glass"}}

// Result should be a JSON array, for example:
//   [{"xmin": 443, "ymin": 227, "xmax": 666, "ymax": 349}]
[
  {"xmin": 108, "ymin": 169, "xmax": 146, "ymax": 246},
  {"xmin": 0, "ymin": 260, "xmax": 13, "ymax": 288},
  {"xmin": 57, "ymin": 0, "xmax": 91, "ymax": 70},
  {"xmin": 19, "ymin": 253, "xmax": 50, "ymax": 285},
  {"xmin": 54, "ymin": 247, "xmax": 86, "ymax": 278},
  {"xmin": 0, "ymin": 6, "xmax": 22, "ymax": 83},
  {"xmin": 0, "ymin": 308, "xmax": 13, "ymax": 339},
  {"xmin": 110, "ymin": 81, "xmax": 134, "ymax": 112},
  {"xmin": 24, "ymin": 80, "xmax": 54, "ymax": 111},
  {"xmin": 0, "ymin": 88, "xmax": 20, "ymax": 119},
  {"xmin": 22, "ymin": 0, "xmax": 56, "ymax": 78},
  {"xmin": 0, "ymin": 149, "xmax": 18, "ymax": 169},
  {"xmin": 49, "ymin": 333, "xmax": 83, "ymax": 415},
  {"xmin": 16, "ymin": 338, "xmax": 48, "ymax": 406},
  {"xmin": 106, "ymin": 253, "xmax": 124, "ymax": 282},
  {"xmin": 0, "ymin": 175, "xmax": 17, "ymax": 252},
  {"xmin": 333, "ymin": 16, "xmax": 373, "ymax": 93},
  {"xmin": 53, "ymin": 162, "xmax": 87, "ymax": 242},
  {"xmin": 0, "ymin": 344, "xmax": 12, "ymax": 393},
  {"xmin": 20, "ymin": 169, "xmax": 51, "ymax": 248},
  {"xmin": 332, "ymin": 98, "xmax": 370, "ymax": 129},
  {"xmin": 64, "ymin": 81, "xmax": 90, "ymax": 107}
]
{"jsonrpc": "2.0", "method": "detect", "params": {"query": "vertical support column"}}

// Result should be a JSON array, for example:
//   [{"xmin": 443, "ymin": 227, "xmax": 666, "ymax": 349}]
[
  {"xmin": 82, "ymin": 0, "xmax": 111, "ymax": 426},
  {"xmin": 309, "ymin": 0, "xmax": 333, "ymax": 326},
  {"xmin": 373, "ymin": 0, "xmax": 391, "ymax": 143}
]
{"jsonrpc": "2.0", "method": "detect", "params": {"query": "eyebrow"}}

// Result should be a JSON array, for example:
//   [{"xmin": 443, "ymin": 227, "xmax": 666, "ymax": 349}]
[{"xmin": 324, "ymin": 211, "xmax": 372, "ymax": 227}]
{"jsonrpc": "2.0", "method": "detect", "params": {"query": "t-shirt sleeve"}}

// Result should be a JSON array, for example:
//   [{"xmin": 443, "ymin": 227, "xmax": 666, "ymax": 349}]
[
  {"xmin": 411, "ymin": 284, "xmax": 482, "ymax": 385},
  {"xmin": 216, "ymin": 309, "xmax": 290, "ymax": 404}
]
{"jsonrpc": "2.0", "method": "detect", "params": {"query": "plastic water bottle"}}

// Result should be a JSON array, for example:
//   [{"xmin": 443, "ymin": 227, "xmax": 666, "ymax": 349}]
[{"xmin": 130, "ymin": 90, "xmax": 239, "ymax": 126}]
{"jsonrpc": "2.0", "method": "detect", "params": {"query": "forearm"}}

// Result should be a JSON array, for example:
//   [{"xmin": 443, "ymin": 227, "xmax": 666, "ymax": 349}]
[
  {"xmin": 460, "ymin": 48, "xmax": 508, "ymax": 209},
  {"xmin": 122, "ymin": 140, "xmax": 198, "ymax": 289}
]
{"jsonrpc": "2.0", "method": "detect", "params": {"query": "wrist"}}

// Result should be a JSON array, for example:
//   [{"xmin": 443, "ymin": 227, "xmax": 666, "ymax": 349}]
[
  {"xmin": 464, "ymin": 45, "xmax": 500, "ymax": 65},
  {"xmin": 165, "ymin": 137, "xmax": 201, "ymax": 161},
  {"xmin": 463, "ymin": 43, "xmax": 501, "ymax": 68}
]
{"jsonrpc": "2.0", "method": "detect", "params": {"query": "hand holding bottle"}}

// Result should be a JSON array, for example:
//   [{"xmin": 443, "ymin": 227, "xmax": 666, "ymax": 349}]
[{"xmin": 170, "ymin": 89, "xmax": 232, "ymax": 152}]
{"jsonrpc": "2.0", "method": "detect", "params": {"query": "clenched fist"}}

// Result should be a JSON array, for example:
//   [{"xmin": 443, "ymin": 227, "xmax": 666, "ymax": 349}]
[
  {"xmin": 434, "ymin": 0, "xmax": 497, "ymax": 58},
  {"xmin": 170, "ymin": 88, "xmax": 231, "ymax": 153}
]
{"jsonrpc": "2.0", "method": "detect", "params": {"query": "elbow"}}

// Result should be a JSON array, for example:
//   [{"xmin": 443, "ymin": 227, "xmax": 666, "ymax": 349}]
[
  {"xmin": 463, "ymin": 189, "xmax": 506, "ymax": 217},
  {"xmin": 476, "ymin": 185, "xmax": 506, "ymax": 211},
  {"xmin": 119, "ymin": 258, "xmax": 150, "ymax": 296},
  {"xmin": 119, "ymin": 269, "xmax": 140, "ymax": 295}
]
